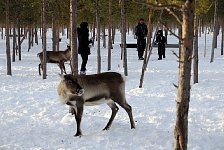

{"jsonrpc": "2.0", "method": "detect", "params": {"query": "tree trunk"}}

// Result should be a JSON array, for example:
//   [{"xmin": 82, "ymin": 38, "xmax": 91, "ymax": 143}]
[
  {"xmin": 193, "ymin": 10, "xmax": 198, "ymax": 84},
  {"xmin": 96, "ymin": 0, "xmax": 101, "ymax": 74},
  {"xmin": 221, "ymin": 25, "xmax": 223, "ymax": 55},
  {"xmin": 34, "ymin": 25, "xmax": 38, "ymax": 45},
  {"xmin": 56, "ymin": 23, "xmax": 60, "ymax": 51},
  {"xmin": 6, "ymin": 0, "xmax": 12, "ymax": 75},
  {"xmin": 102, "ymin": 24, "xmax": 106, "ymax": 48},
  {"xmin": 28, "ymin": 26, "xmax": 32, "ymax": 52},
  {"xmin": 42, "ymin": 0, "xmax": 47, "ymax": 79},
  {"xmin": 174, "ymin": 1, "xmax": 194, "ymax": 150},
  {"xmin": 112, "ymin": 25, "xmax": 115, "ymax": 44},
  {"xmin": 52, "ymin": 13, "xmax": 56, "ymax": 51},
  {"xmin": 204, "ymin": 27, "xmax": 207, "ymax": 58},
  {"xmin": 121, "ymin": 0, "xmax": 127, "ymax": 76},
  {"xmin": 139, "ymin": 9, "xmax": 153, "ymax": 88},
  {"xmin": 92, "ymin": 22, "xmax": 96, "ymax": 46},
  {"xmin": 70, "ymin": 0, "xmax": 78, "ymax": 75},
  {"xmin": 17, "ymin": 19, "xmax": 21, "ymax": 61},
  {"xmin": 108, "ymin": 0, "xmax": 112, "ymax": 71},
  {"xmin": 210, "ymin": 0, "xmax": 218, "ymax": 63},
  {"xmin": 31, "ymin": 26, "xmax": 34, "ymax": 47},
  {"xmin": 67, "ymin": 26, "xmax": 69, "ymax": 39},
  {"xmin": 1, "ymin": 27, "xmax": 3, "ymax": 39},
  {"xmin": 12, "ymin": 17, "xmax": 16, "ymax": 62}
]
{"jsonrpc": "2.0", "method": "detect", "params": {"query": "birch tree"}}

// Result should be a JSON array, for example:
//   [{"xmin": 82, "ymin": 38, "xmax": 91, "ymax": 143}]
[
  {"xmin": 121, "ymin": 0, "xmax": 128, "ymax": 76},
  {"xmin": 6, "ymin": 0, "xmax": 12, "ymax": 75},
  {"xmin": 193, "ymin": 0, "xmax": 199, "ymax": 84},
  {"xmin": 133, "ymin": 1, "xmax": 195, "ymax": 149},
  {"xmin": 210, "ymin": 0, "xmax": 218, "ymax": 63},
  {"xmin": 70, "ymin": 0, "xmax": 78, "ymax": 75},
  {"xmin": 108, "ymin": 0, "xmax": 112, "ymax": 71},
  {"xmin": 96, "ymin": 0, "xmax": 101, "ymax": 74},
  {"xmin": 42, "ymin": 0, "xmax": 47, "ymax": 79}
]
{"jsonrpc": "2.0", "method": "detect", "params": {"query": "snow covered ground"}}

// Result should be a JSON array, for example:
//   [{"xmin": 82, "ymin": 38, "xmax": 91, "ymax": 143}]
[{"xmin": 0, "ymin": 29, "xmax": 223, "ymax": 150}]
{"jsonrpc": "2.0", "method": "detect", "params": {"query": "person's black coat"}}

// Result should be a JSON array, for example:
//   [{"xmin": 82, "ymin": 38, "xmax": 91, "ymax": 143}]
[
  {"xmin": 135, "ymin": 23, "xmax": 148, "ymax": 38},
  {"xmin": 77, "ymin": 23, "xmax": 92, "ymax": 55},
  {"xmin": 155, "ymin": 30, "xmax": 166, "ymax": 47}
]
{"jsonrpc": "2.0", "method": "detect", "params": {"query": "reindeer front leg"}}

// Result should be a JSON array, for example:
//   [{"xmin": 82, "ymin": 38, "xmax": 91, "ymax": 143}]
[{"xmin": 74, "ymin": 104, "xmax": 84, "ymax": 136}]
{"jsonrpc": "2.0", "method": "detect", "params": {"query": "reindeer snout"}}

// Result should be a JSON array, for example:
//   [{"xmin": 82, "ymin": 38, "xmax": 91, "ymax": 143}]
[{"xmin": 76, "ymin": 89, "xmax": 84, "ymax": 96}]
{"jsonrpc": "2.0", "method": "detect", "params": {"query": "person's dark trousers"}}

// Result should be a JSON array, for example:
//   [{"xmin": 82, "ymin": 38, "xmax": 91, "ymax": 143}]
[
  {"xmin": 162, "ymin": 47, "xmax": 165, "ymax": 58},
  {"xmin": 158, "ymin": 44, "xmax": 165, "ymax": 60},
  {"xmin": 137, "ymin": 38, "xmax": 146, "ymax": 59},
  {"xmin": 158, "ymin": 45, "xmax": 163, "ymax": 60},
  {"xmin": 80, "ymin": 54, "xmax": 88, "ymax": 71}
]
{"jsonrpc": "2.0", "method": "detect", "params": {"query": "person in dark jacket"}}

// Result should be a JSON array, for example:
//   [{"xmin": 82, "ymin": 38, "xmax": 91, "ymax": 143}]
[
  {"xmin": 77, "ymin": 22, "xmax": 92, "ymax": 75},
  {"xmin": 135, "ymin": 18, "xmax": 148, "ymax": 60},
  {"xmin": 155, "ymin": 30, "xmax": 166, "ymax": 60}
]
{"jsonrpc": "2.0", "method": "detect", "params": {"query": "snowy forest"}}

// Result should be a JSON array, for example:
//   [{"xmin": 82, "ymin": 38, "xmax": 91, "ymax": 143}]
[{"xmin": 0, "ymin": 0, "xmax": 224, "ymax": 150}]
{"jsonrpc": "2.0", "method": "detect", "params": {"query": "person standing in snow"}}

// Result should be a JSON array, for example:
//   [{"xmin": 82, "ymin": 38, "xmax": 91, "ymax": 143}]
[
  {"xmin": 77, "ymin": 22, "xmax": 92, "ymax": 75},
  {"xmin": 155, "ymin": 30, "xmax": 166, "ymax": 60},
  {"xmin": 135, "ymin": 18, "xmax": 148, "ymax": 60}
]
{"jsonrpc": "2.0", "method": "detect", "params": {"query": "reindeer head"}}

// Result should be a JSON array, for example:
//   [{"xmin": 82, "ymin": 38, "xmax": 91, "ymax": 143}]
[{"xmin": 58, "ymin": 74, "xmax": 84, "ymax": 98}]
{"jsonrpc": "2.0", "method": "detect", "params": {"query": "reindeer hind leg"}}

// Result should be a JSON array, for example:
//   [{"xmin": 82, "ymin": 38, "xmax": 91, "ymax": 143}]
[
  {"xmin": 116, "ymin": 97, "xmax": 135, "ymax": 129},
  {"xmin": 39, "ymin": 63, "xmax": 42, "ymax": 76},
  {"xmin": 103, "ymin": 100, "xmax": 119, "ymax": 130}
]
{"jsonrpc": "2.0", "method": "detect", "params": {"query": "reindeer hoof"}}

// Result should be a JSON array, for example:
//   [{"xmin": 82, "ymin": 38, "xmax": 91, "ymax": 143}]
[
  {"xmin": 103, "ymin": 126, "xmax": 110, "ymax": 131},
  {"xmin": 74, "ymin": 132, "xmax": 82, "ymax": 137}
]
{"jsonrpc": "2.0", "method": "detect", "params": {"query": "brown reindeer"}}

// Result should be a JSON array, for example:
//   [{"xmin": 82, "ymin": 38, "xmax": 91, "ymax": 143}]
[
  {"xmin": 57, "ymin": 72, "xmax": 135, "ymax": 136},
  {"xmin": 38, "ymin": 45, "xmax": 71, "ymax": 75}
]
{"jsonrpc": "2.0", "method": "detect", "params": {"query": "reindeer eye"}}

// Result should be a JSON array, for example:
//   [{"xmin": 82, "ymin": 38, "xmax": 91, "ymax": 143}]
[{"xmin": 68, "ymin": 80, "xmax": 73, "ymax": 84}]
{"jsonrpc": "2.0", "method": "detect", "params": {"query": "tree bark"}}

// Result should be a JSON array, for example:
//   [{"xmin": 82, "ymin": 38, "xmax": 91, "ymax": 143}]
[
  {"xmin": 221, "ymin": 26, "xmax": 223, "ymax": 55},
  {"xmin": 12, "ymin": 17, "xmax": 16, "ymax": 62},
  {"xmin": 34, "ymin": 25, "xmax": 38, "ymax": 45},
  {"xmin": 204, "ymin": 27, "xmax": 207, "ymax": 58},
  {"xmin": 70, "ymin": 0, "xmax": 78, "ymax": 75},
  {"xmin": 1, "ymin": 27, "xmax": 3, "ymax": 39},
  {"xmin": 210, "ymin": 0, "xmax": 218, "ymax": 63},
  {"xmin": 102, "ymin": 24, "xmax": 106, "ymax": 48},
  {"xmin": 108, "ymin": 0, "xmax": 112, "ymax": 71},
  {"xmin": 42, "ymin": 0, "xmax": 47, "ymax": 79},
  {"xmin": 112, "ymin": 25, "xmax": 115, "ymax": 44},
  {"xmin": 52, "ymin": 13, "xmax": 56, "ymax": 51},
  {"xmin": 139, "ymin": 9, "xmax": 153, "ymax": 88},
  {"xmin": 28, "ymin": 26, "xmax": 32, "ymax": 52},
  {"xmin": 6, "ymin": 0, "xmax": 12, "ymax": 75},
  {"xmin": 92, "ymin": 22, "xmax": 96, "ymax": 46},
  {"xmin": 96, "ymin": 0, "xmax": 101, "ymax": 74},
  {"xmin": 174, "ymin": 1, "xmax": 194, "ymax": 150},
  {"xmin": 193, "ymin": 8, "xmax": 198, "ymax": 84},
  {"xmin": 17, "ymin": 19, "xmax": 21, "ymax": 61},
  {"xmin": 121, "ymin": 0, "xmax": 127, "ymax": 76}
]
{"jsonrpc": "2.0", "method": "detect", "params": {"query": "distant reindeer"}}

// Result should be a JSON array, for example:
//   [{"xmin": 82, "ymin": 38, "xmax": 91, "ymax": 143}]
[
  {"xmin": 57, "ymin": 72, "xmax": 135, "ymax": 136},
  {"xmin": 38, "ymin": 45, "xmax": 71, "ymax": 75}
]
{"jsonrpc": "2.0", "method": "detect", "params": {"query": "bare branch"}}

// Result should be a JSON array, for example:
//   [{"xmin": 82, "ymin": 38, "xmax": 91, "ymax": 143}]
[
  {"xmin": 158, "ymin": 20, "xmax": 182, "ymax": 41},
  {"xmin": 132, "ymin": 0, "xmax": 182, "ymax": 10},
  {"xmin": 173, "ymin": 83, "xmax": 178, "ymax": 89},
  {"xmin": 164, "ymin": 7, "xmax": 182, "ymax": 25},
  {"xmin": 172, "ymin": 50, "xmax": 180, "ymax": 59}
]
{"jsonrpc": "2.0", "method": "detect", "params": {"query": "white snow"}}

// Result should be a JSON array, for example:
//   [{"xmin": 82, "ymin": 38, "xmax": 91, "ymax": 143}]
[{"xmin": 0, "ymin": 29, "xmax": 223, "ymax": 150}]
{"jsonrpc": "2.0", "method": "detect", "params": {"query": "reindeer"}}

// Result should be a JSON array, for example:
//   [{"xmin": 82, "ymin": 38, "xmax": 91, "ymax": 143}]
[
  {"xmin": 38, "ymin": 45, "xmax": 71, "ymax": 75},
  {"xmin": 57, "ymin": 72, "xmax": 135, "ymax": 136}
]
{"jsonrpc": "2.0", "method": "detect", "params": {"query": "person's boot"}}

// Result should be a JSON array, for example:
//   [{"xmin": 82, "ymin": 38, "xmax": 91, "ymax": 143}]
[{"xmin": 80, "ymin": 71, "xmax": 86, "ymax": 75}]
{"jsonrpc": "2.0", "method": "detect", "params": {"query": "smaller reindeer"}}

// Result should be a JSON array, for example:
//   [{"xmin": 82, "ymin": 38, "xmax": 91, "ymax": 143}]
[
  {"xmin": 57, "ymin": 72, "xmax": 135, "ymax": 136},
  {"xmin": 38, "ymin": 45, "xmax": 71, "ymax": 75}
]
